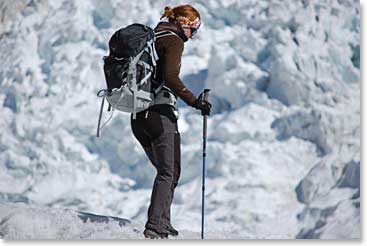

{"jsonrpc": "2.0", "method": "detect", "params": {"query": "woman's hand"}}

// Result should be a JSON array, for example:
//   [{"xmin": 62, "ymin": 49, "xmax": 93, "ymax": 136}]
[{"xmin": 194, "ymin": 98, "xmax": 212, "ymax": 116}]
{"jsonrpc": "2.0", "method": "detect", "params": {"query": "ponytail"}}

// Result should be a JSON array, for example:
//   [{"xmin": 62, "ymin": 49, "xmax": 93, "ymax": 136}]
[{"xmin": 161, "ymin": 6, "xmax": 175, "ymax": 20}]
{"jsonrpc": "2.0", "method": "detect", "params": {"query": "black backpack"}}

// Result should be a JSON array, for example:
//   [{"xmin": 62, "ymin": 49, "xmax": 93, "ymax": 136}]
[
  {"xmin": 96, "ymin": 23, "xmax": 178, "ymax": 137},
  {"xmin": 104, "ymin": 24, "xmax": 161, "ymax": 91}
]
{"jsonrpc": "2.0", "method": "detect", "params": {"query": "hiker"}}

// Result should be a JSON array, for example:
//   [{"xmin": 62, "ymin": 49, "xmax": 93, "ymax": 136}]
[{"xmin": 130, "ymin": 5, "xmax": 212, "ymax": 239}]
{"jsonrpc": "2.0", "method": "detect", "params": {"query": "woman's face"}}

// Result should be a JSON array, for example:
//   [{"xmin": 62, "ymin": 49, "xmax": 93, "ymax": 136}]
[{"xmin": 183, "ymin": 27, "xmax": 193, "ymax": 39}]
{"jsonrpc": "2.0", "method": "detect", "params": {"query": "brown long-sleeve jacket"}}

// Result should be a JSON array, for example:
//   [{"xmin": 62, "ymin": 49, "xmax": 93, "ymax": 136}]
[{"xmin": 154, "ymin": 21, "xmax": 198, "ymax": 107}]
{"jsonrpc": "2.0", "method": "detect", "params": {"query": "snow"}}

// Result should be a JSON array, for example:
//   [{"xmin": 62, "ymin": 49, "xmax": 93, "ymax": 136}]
[
  {"xmin": 0, "ymin": 0, "xmax": 360, "ymax": 240},
  {"xmin": 0, "ymin": 202, "xmax": 235, "ymax": 239}
]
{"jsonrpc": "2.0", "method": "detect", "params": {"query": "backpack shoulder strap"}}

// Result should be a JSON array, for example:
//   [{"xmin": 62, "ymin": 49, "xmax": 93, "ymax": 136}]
[{"xmin": 154, "ymin": 30, "xmax": 179, "ymax": 39}]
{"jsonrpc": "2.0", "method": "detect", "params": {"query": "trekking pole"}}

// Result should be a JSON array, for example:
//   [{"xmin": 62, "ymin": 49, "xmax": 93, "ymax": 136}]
[
  {"xmin": 96, "ymin": 90, "xmax": 106, "ymax": 138},
  {"xmin": 201, "ymin": 88, "xmax": 210, "ymax": 240}
]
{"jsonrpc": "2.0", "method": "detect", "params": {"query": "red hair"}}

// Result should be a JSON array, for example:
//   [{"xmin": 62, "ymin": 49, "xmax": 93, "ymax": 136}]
[{"xmin": 161, "ymin": 5, "xmax": 201, "ymax": 22}]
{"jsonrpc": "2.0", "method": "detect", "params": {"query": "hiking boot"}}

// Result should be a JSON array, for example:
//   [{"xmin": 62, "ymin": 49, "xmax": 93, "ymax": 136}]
[
  {"xmin": 164, "ymin": 224, "xmax": 179, "ymax": 236},
  {"xmin": 143, "ymin": 228, "xmax": 168, "ymax": 239}
]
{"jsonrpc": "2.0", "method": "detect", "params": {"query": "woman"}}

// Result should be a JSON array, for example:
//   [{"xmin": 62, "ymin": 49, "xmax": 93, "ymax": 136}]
[{"xmin": 130, "ymin": 5, "xmax": 212, "ymax": 239}]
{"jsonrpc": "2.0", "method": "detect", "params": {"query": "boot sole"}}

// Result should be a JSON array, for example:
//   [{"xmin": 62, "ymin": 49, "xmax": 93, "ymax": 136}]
[{"xmin": 144, "ymin": 229, "xmax": 168, "ymax": 239}]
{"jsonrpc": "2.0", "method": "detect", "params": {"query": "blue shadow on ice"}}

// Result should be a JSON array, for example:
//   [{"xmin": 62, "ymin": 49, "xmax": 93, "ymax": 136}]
[
  {"xmin": 177, "ymin": 69, "xmax": 208, "ymax": 108},
  {"xmin": 78, "ymin": 211, "xmax": 131, "ymax": 227}
]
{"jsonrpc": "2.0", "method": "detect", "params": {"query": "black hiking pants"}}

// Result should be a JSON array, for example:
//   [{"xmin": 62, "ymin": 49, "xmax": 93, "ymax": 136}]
[{"xmin": 130, "ymin": 105, "xmax": 181, "ymax": 232}]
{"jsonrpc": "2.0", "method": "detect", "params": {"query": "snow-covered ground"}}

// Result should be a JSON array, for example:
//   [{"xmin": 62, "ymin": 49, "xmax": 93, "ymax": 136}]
[
  {"xmin": 0, "ymin": 202, "xmax": 229, "ymax": 239},
  {"xmin": 0, "ymin": 0, "xmax": 360, "ymax": 239}
]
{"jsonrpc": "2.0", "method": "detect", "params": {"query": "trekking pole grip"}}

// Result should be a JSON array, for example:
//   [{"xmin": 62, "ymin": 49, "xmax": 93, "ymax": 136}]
[{"xmin": 203, "ymin": 89, "xmax": 210, "ymax": 102}]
